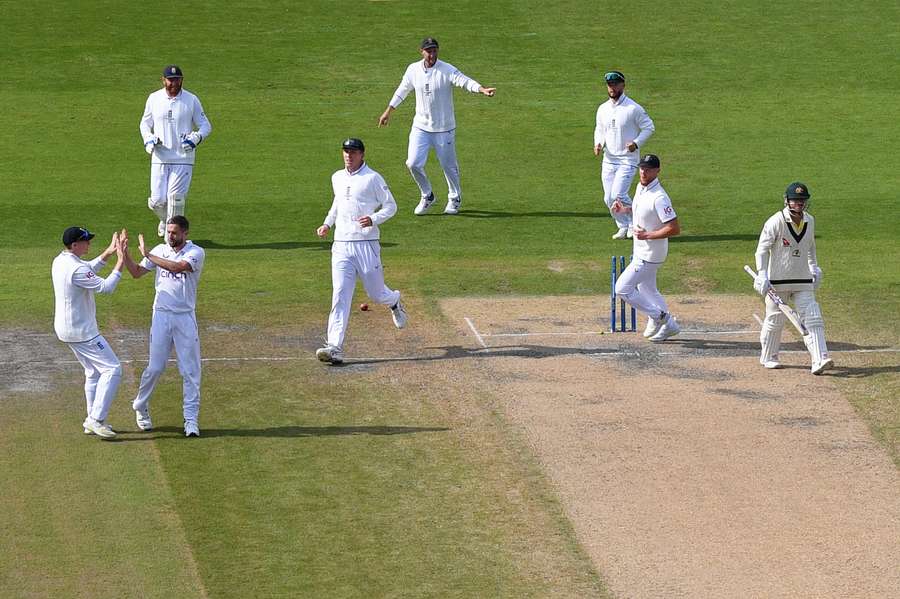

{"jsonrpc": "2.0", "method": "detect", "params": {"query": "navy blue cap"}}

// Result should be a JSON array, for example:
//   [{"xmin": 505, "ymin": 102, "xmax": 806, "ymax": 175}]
[
  {"xmin": 62, "ymin": 227, "xmax": 94, "ymax": 246},
  {"xmin": 163, "ymin": 65, "xmax": 183, "ymax": 78},
  {"xmin": 342, "ymin": 138, "xmax": 365, "ymax": 152}
]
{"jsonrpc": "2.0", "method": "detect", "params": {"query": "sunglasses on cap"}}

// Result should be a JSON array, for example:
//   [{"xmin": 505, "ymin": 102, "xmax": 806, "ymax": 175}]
[
  {"xmin": 604, "ymin": 72, "xmax": 625, "ymax": 83},
  {"xmin": 76, "ymin": 228, "xmax": 92, "ymax": 240}
]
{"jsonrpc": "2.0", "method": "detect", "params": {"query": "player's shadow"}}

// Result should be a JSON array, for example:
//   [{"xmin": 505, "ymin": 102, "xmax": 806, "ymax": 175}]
[
  {"xmin": 115, "ymin": 425, "xmax": 449, "ymax": 440},
  {"xmin": 347, "ymin": 344, "xmax": 628, "ymax": 366},
  {"xmin": 671, "ymin": 234, "xmax": 759, "ymax": 243},
  {"xmin": 192, "ymin": 240, "xmax": 397, "ymax": 251},
  {"xmin": 453, "ymin": 210, "xmax": 606, "ymax": 219}
]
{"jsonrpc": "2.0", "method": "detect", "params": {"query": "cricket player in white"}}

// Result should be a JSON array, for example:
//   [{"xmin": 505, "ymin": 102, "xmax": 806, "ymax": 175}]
[
  {"xmin": 51, "ymin": 227, "xmax": 125, "ymax": 439},
  {"xmin": 594, "ymin": 71, "xmax": 655, "ymax": 239},
  {"xmin": 613, "ymin": 154, "xmax": 682, "ymax": 342},
  {"xmin": 378, "ymin": 37, "xmax": 496, "ymax": 216},
  {"xmin": 122, "ymin": 216, "xmax": 205, "ymax": 436},
  {"xmin": 315, "ymin": 138, "xmax": 408, "ymax": 364},
  {"xmin": 140, "ymin": 65, "xmax": 212, "ymax": 237},
  {"xmin": 753, "ymin": 182, "xmax": 833, "ymax": 374}
]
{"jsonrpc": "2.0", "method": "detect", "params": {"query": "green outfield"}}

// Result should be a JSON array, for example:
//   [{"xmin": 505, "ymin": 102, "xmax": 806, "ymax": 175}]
[{"xmin": 2, "ymin": 1, "xmax": 898, "ymax": 597}]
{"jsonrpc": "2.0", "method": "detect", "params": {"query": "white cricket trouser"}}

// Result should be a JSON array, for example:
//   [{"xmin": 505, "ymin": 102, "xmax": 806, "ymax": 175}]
[
  {"xmin": 760, "ymin": 289, "xmax": 830, "ymax": 364},
  {"xmin": 601, "ymin": 161, "xmax": 637, "ymax": 229},
  {"xmin": 134, "ymin": 310, "xmax": 201, "ymax": 423},
  {"xmin": 406, "ymin": 128, "xmax": 461, "ymax": 201},
  {"xmin": 67, "ymin": 335, "xmax": 122, "ymax": 423},
  {"xmin": 148, "ymin": 164, "xmax": 194, "ymax": 221},
  {"xmin": 327, "ymin": 240, "xmax": 401, "ymax": 349},
  {"xmin": 614, "ymin": 258, "xmax": 669, "ymax": 320}
]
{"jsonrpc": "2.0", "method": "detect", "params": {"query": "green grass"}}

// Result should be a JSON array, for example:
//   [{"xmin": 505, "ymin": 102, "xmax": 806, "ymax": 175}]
[{"xmin": 2, "ymin": 0, "xmax": 899, "ymax": 596}]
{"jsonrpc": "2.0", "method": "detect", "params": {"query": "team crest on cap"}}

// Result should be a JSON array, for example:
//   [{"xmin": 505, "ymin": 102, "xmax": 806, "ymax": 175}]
[
  {"xmin": 795, "ymin": 186, "xmax": 804, "ymax": 194},
  {"xmin": 169, "ymin": 67, "xmax": 177, "ymax": 75}
]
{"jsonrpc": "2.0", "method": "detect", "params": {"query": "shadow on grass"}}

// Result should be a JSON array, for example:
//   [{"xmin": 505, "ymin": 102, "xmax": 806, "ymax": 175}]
[
  {"xmin": 671, "ymin": 234, "xmax": 759, "ymax": 243},
  {"xmin": 452, "ymin": 210, "xmax": 606, "ymax": 219},
  {"xmin": 192, "ymin": 240, "xmax": 397, "ymax": 250},
  {"xmin": 113, "ymin": 425, "xmax": 449, "ymax": 440}
]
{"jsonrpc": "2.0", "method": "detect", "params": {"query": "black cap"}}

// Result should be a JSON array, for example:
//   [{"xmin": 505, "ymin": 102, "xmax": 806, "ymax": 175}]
[
  {"xmin": 163, "ymin": 65, "xmax": 183, "ymax": 78},
  {"xmin": 638, "ymin": 154, "xmax": 660, "ymax": 168},
  {"xmin": 62, "ymin": 227, "xmax": 94, "ymax": 246},
  {"xmin": 784, "ymin": 182, "xmax": 810, "ymax": 200},
  {"xmin": 420, "ymin": 37, "xmax": 439, "ymax": 50},
  {"xmin": 342, "ymin": 137, "xmax": 365, "ymax": 152},
  {"xmin": 604, "ymin": 70, "xmax": 626, "ymax": 84}
]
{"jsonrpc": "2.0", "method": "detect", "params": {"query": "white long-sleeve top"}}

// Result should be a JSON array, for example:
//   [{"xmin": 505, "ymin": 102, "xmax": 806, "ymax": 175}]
[
  {"xmin": 324, "ymin": 163, "xmax": 397, "ymax": 241},
  {"xmin": 594, "ymin": 94, "xmax": 655, "ymax": 166},
  {"xmin": 388, "ymin": 59, "xmax": 482, "ymax": 132},
  {"xmin": 140, "ymin": 88, "xmax": 212, "ymax": 165},
  {"xmin": 755, "ymin": 208, "xmax": 818, "ymax": 291},
  {"xmin": 52, "ymin": 252, "xmax": 121, "ymax": 342},
  {"xmin": 632, "ymin": 178, "xmax": 677, "ymax": 263},
  {"xmin": 140, "ymin": 241, "xmax": 205, "ymax": 313}
]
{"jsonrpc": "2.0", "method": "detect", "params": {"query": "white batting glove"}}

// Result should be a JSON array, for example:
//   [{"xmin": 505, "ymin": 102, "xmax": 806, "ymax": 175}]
[
  {"xmin": 180, "ymin": 132, "xmax": 201, "ymax": 152},
  {"xmin": 144, "ymin": 138, "xmax": 159, "ymax": 155},
  {"xmin": 753, "ymin": 269, "xmax": 769, "ymax": 295},
  {"xmin": 811, "ymin": 266, "xmax": 823, "ymax": 289}
]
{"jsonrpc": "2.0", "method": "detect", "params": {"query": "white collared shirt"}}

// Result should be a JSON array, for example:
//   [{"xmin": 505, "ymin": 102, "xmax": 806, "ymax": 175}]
[
  {"xmin": 140, "ymin": 241, "xmax": 205, "ymax": 312},
  {"xmin": 755, "ymin": 208, "xmax": 818, "ymax": 291},
  {"xmin": 594, "ymin": 94, "xmax": 655, "ymax": 166},
  {"xmin": 389, "ymin": 59, "xmax": 482, "ymax": 132},
  {"xmin": 632, "ymin": 178, "xmax": 676, "ymax": 262},
  {"xmin": 140, "ymin": 88, "xmax": 212, "ymax": 165},
  {"xmin": 325, "ymin": 163, "xmax": 397, "ymax": 241}
]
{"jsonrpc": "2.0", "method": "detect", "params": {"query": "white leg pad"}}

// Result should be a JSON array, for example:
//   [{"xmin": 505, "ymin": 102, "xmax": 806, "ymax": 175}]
[
  {"xmin": 148, "ymin": 196, "xmax": 167, "ymax": 221},
  {"xmin": 167, "ymin": 193, "xmax": 186, "ymax": 220},
  {"xmin": 761, "ymin": 296, "xmax": 785, "ymax": 364}
]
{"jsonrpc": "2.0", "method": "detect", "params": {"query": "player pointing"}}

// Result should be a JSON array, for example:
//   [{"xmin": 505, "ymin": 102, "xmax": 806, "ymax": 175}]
[
  {"xmin": 378, "ymin": 37, "xmax": 496, "ymax": 216},
  {"xmin": 140, "ymin": 65, "xmax": 212, "ymax": 237},
  {"xmin": 315, "ymin": 138, "xmax": 408, "ymax": 365},
  {"xmin": 752, "ymin": 182, "xmax": 833, "ymax": 374}
]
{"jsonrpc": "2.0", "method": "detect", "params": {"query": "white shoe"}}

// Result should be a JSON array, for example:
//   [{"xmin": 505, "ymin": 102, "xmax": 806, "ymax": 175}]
[
  {"xmin": 135, "ymin": 407, "xmax": 153, "ymax": 431},
  {"xmin": 444, "ymin": 197, "xmax": 461, "ymax": 215},
  {"xmin": 413, "ymin": 193, "xmax": 436, "ymax": 215},
  {"xmin": 316, "ymin": 345, "xmax": 344, "ymax": 364},
  {"xmin": 626, "ymin": 228, "xmax": 634, "ymax": 238},
  {"xmin": 158, "ymin": 220, "xmax": 165, "ymax": 237},
  {"xmin": 83, "ymin": 418, "xmax": 116, "ymax": 435},
  {"xmin": 649, "ymin": 316, "xmax": 680, "ymax": 342},
  {"xmin": 391, "ymin": 301, "xmax": 408, "ymax": 329},
  {"xmin": 762, "ymin": 360, "xmax": 783, "ymax": 369},
  {"xmin": 611, "ymin": 227, "xmax": 628, "ymax": 240},
  {"xmin": 811, "ymin": 358, "xmax": 834, "ymax": 375},
  {"xmin": 642, "ymin": 317, "xmax": 662, "ymax": 338},
  {"xmin": 184, "ymin": 421, "xmax": 200, "ymax": 437},
  {"xmin": 84, "ymin": 418, "xmax": 117, "ymax": 439}
]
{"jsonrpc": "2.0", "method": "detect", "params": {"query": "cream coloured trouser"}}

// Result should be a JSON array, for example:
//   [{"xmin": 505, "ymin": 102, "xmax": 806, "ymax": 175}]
[
  {"xmin": 133, "ymin": 310, "xmax": 201, "ymax": 423},
  {"xmin": 148, "ymin": 163, "xmax": 193, "ymax": 221},
  {"xmin": 67, "ymin": 335, "xmax": 122, "ymax": 423},
  {"xmin": 614, "ymin": 258, "xmax": 669, "ymax": 320},
  {"xmin": 601, "ymin": 160, "xmax": 637, "ymax": 230},
  {"xmin": 406, "ymin": 128, "xmax": 460, "ymax": 202},
  {"xmin": 327, "ymin": 240, "xmax": 401, "ymax": 349},
  {"xmin": 760, "ymin": 290, "xmax": 829, "ymax": 364}
]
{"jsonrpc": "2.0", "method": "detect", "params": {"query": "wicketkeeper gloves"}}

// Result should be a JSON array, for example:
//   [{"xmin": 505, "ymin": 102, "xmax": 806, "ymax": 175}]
[{"xmin": 180, "ymin": 132, "xmax": 202, "ymax": 152}]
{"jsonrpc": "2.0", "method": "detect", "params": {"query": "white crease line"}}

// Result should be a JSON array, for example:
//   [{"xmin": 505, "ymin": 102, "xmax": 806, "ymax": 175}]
[
  {"xmin": 481, "ymin": 329, "xmax": 757, "ymax": 338},
  {"xmin": 464, "ymin": 317, "xmax": 487, "ymax": 348}
]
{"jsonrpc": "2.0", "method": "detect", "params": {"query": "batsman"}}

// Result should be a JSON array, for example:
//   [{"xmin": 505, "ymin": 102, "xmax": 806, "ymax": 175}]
[{"xmin": 752, "ymin": 182, "xmax": 833, "ymax": 374}]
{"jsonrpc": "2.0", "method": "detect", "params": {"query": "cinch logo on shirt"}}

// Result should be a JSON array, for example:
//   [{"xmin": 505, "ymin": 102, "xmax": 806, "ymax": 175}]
[{"xmin": 161, "ymin": 270, "xmax": 187, "ymax": 280}]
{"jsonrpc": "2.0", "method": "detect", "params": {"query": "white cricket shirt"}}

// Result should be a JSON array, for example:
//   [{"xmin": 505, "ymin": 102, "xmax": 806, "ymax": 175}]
[
  {"xmin": 632, "ymin": 178, "xmax": 677, "ymax": 263},
  {"xmin": 140, "ymin": 88, "xmax": 212, "ymax": 165},
  {"xmin": 389, "ymin": 59, "xmax": 482, "ymax": 132},
  {"xmin": 52, "ymin": 251, "xmax": 121, "ymax": 342},
  {"xmin": 325, "ymin": 163, "xmax": 397, "ymax": 241},
  {"xmin": 755, "ymin": 208, "xmax": 818, "ymax": 291},
  {"xmin": 141, "ymin": 241, "xmax": 205, "ymax": 312},
  {"xmin": 594, "ymin": 94, "xmax": 655, "ymax": 166}
]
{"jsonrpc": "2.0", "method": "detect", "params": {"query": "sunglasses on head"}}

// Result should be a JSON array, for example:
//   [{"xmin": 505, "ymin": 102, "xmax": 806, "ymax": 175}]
[{"xmin": 604, "ymin": 72, "xmax": 624, "ymax": 83}]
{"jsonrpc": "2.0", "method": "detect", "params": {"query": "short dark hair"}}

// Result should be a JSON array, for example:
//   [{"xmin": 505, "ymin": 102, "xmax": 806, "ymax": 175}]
[{"xmin": 167, "ymin": 215, "xmax": 190, "ymax": 231}]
